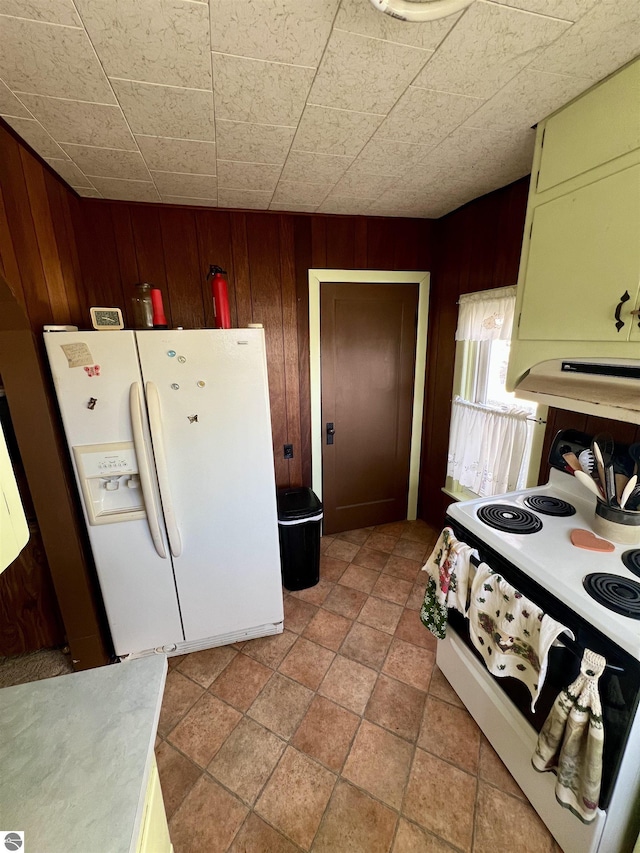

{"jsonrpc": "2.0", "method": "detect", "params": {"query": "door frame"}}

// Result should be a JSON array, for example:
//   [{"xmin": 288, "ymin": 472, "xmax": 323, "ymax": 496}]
[{"xmin": 308, "ymin": 269, "xmax": 430, "ymax": 521}]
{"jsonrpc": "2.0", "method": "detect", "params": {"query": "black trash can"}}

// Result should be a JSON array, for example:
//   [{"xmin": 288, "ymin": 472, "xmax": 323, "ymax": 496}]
[{"xmin": 277, "ymin": 487, "xmax": 323, "ymax": 591}]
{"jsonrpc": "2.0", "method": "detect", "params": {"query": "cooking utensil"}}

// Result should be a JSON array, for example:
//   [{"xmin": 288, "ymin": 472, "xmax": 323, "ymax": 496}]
[
  {"xmin": 562, "ymin": 452, "xmax": 581, "ymax": 473},
  {"xmin": 620, "ymin": 475, "xmax": 638, "ymax": 510},
  {"xmin": 578, "ymin": 449, "xmax": 596, "ymax": 477},
  {"xmin": 615, "ymin": 473, "xmax": 629, "ymax": 505},
  {"xmin": 625, "ymin": 485, "xmax": 640, "ymax": 512},
  {"xmin": 629, "ymin": 443, "xmax": 640, "ymax": 476},
  {"xmin": 592, "ymin": 442, "xmax": 608, "ymax": 496},
  {"xmin": 574, "ymin": 470, "xmax": 605, "ymax": 501}
]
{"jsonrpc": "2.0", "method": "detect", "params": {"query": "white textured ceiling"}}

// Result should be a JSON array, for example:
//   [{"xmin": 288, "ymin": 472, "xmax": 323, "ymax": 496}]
[{"xmin": 0, "ymin": 0, "xmax": 639, "ymax": 218}]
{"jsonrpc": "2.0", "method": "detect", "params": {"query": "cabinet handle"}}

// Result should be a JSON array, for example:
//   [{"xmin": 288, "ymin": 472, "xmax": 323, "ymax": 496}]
[
  {"xmin": 614, "ymin": 290, "xmax": 630, "ymax": 332},
  {"xmin": 630, "ymin": 307, "xmax": 640, "ymax": 329}
]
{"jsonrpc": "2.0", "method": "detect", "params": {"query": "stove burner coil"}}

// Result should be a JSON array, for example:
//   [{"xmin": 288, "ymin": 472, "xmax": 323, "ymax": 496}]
[
  {"xmin": 583, "ymin": 573, "xmax": 640, "ymax": 619},
  {"xmin": 523, "ymin": 495, "xmax": 576, "ymax": 517},
  {"xmin": 477, "ymin": 504, "xmax": 543, "ymax": 534},
  {"xmin": 621, "ymin": 550, "xmax": 640, "ymax": 579}
]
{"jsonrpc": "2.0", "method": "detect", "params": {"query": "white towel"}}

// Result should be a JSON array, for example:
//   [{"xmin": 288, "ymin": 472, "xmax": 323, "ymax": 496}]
[
  {"xmin": 420, "ymin": 527, "xmax": 475, "ymax": 639},
  {"xmin": 469, "ymin": 562, "xmax": 574, "ymax": 711}
]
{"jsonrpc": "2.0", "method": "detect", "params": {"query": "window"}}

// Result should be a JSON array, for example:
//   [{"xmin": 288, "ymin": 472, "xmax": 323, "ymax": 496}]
[{"xmin": 446, "ymin": 288, "xmax": 545, "ymax": 499}]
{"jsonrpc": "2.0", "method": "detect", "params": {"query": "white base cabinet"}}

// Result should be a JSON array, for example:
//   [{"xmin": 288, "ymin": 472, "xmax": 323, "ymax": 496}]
[{"xmin": 137, "ymin": 759, "xmax": 172, "ymax": 853}]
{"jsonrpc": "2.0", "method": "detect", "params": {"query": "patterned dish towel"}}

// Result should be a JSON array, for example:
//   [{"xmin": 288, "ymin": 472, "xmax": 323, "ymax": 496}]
[
  {"xmin": 532, "ymin": 648, "xmax": 605, "ymax": 824},
  {"xmin": 420, "ymin": 527, "xmax": 475, "ymax": 639},
  {"xmin": 469, "ymin": 563, "xmax": 574, "ymax": 711}
]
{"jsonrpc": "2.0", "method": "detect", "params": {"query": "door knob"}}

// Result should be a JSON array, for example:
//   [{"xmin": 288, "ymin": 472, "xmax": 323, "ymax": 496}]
[{"xmin": 326, "ymin": 422, "xmax": 335, "ymax": 445}]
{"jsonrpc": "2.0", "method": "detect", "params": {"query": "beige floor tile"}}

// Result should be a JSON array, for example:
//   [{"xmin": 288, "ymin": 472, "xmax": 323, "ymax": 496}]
[
  {"xmin": 383, "ymin": 554, "xmax": 423, "ymax": 583},
  {"xmin": 393, "ymin": 538, "xmax": 429, "ymax": 563},
  {"xmin": 406, "ymin": 580, "xmax": 427, "ymax": 611},
  {"xmin": 375, "ymin": 521, "xmax": 407, "ymax": 538},
  {"xmin": 243, "ymin": 630, "xmax": 297, "ymax": 668},
  {"xmin": 325, "ymin": 538, "xmax": 361, "ymax": 563},
  {"xmin": 292, "ymin": 694, "xmax": 360, "ymax": 772},
  {"xmin": 404, "ymin": 749, "xmax": 476, "ymax": 852},
  {"xmin": 208, "ymin": 717, "xmax": 286, "ymax": 804},
  {"xmin": 338, "ymin": 563, "xmax": 380, "ymax": 594},
  {"xmin": 228, "ymin": 813, "xmax": 300, "ymax": 853},
  {"xmin": 312, "ymin": 780, "xmax": 397, "ymax": 853},
  {"xmin": 340, "ymin": 621, "xmax": 392, "ymax": 670},
  {"xmin": 478, "ymin": 736, "xmax": 526, "ymax": 799},
  {"xmin": 371, "ymin": 573, "xmax": 413, "ymax": 606},
  {"xmin": 176, "ymin": 645, "xmax": 237, "ymax": 688},
  {"xmin": 418, "ymin": 696, "xmax": 481, "ymax": 774},
  {"xmin": 155, "ymin": 740, "xmax": 201, "ymax": 820},
  {"xmin": 168, "ymin": 692, "xmax": 242, "ymax": 768},
  {"xmin": 303, "ymin": 608, "xmax": 352, "ymax": 651},
  {"xmin": 358, "ymin": 596, "xmax": 403, "ymax": 634},
  {"xmin": 284, "ymin": 595, "xmax": 318, "ymax": 634},
  {"xmin": 395, "ymin": 608, "xmax": 437, "ymax": 651},
  {"xmin": 343, "ymin": 720, "xmax": 413, "ymax": 809},
  {"xmin": 366, "ymin": 531, "xmax": 398, "ymax": 553},
  {"xmin": 352, "ymin": 546, "xmax": 390, "ymax": 571},
  {"xmin": 428, "ymin": 665, "xmax": 464, "ymax": 709},
  {"xmin": 383, "ymin": 638, "xmax": 435, "ymax": 691},
  {"xmin": 337, "ymin": 527, "xmax": 373, "ymax": 545},
  {"xmin": 248, "ymin": 672, "xmax": 313, "ymax": 738},
  {"xmin": 323, "ymin": 584, "xmax": 368, "ymax": 619},
  {"xmin": 290, "ymin": 578, "xmax": 334, "ymax": 606},
  {"xmin": 169, "ymin": 775, "xmax": 248, "ymax": 853},
  {"xmin": 365, "ymin": 673, "xmax": 425, "ymax": 742},
  {"xmin": 279, "ymin": 636, "xmax": 336, "ymax": 690},
  {"xmin": 392, "ymin": 818, "xmax": 453, "ymax": 852},
  {"xmin": 474, "ymin": 782, "xmax": 555, "ymax": 853},
  {"xmin": 320, "ymin": 555, "xmax": 349, "ymax": 582},
  {"xmin": 158, "ymin": 669, "xmax": 205, "ymax": 737},
  {"xmin": 256, "ymin": 747, "xmax": 336, "ymax": 849},
  {"xmin": 318, "ymin": 654, "xmax": 378, "ymax": 715},
  {"xmin": 209, "ymin": 653, "xmax": 273, "ymax": 712},
  {"xmin": 401, "ymin": 522, "xmax": 439, "ymax": 545}
]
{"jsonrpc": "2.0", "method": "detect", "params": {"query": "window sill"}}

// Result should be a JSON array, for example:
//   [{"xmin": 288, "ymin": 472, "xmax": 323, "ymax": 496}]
[{"xmin": 441, "ymin": 485, "xmax": 479, "ymax": 502}]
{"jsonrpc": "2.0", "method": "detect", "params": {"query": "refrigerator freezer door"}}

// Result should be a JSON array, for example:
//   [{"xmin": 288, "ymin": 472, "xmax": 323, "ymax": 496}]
[
  {"xmin": 135, "ymin": 329, "xmax": 284, "ymax": 641},
  {"xmin": 44, "ymin": 331, "xmax": 184, "ymax": 655}
]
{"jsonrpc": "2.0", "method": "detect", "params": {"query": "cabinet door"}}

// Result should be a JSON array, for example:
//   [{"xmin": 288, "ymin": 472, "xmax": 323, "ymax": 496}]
[
  {"xmin": 137, "ymin": 759, "xmax": 172, "ymax": 853},
  {"xmin": 518, "ymin": 164, "xmax": 640, "ymax": 342}
]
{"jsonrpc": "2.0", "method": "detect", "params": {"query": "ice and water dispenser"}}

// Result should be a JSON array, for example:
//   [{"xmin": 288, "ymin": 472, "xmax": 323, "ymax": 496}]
[{"xmin": 73, "ymin": 441, "xmax": 146, "ymax": 525}]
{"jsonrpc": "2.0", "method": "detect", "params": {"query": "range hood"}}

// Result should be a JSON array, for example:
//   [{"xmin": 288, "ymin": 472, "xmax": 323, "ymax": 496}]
[{"xmin": 514, "ymin": 358, "xmax": 640, "ymax": 425}]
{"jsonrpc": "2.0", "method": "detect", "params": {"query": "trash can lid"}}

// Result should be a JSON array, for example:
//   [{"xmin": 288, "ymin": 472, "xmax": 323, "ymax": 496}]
[{"xmin": 277, "ymin": 487, "xmax": 323, "ymax": 521}]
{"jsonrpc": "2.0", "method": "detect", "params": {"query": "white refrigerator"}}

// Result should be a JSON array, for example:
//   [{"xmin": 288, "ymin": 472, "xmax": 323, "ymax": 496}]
[{"xmin": 44, "ymin": 328, "xmax": 284, "ymax": 658}]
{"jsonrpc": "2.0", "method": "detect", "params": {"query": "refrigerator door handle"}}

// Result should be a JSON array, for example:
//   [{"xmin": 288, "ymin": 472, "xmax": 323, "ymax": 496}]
[
  {"xmin": 129, "ymin": 383, "xmax": 167, "ymax": 559},
  {"xmin": 146, "ymin": 381, "xmax": 183, "ymax": 558}
]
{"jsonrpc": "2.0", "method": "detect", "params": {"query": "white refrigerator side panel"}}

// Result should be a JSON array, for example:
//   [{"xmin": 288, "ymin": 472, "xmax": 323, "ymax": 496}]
[
  {"xmin": 136, "ymin": 329, "xmax": 283, "ymax": 641},
  {"xmin": 44, "ymin": 331, "xmax": 184, "ymax": 655}
]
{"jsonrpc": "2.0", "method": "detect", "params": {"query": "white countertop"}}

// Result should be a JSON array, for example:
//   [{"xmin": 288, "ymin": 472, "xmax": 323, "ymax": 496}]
[{"xmin": 0, "ymin": 654, "xmax": 167, "ymax": 853}]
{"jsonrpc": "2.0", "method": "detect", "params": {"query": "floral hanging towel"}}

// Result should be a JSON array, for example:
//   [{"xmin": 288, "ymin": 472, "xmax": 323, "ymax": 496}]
[
  {"xmin": 469, "ymin": 563, "xmax": 574, "ymax": 710},
  {"xmin": 420, "ymin": 527, "xmax": 475, "ymax": 639},
  {"xmin": 532, "ymin": 649, "xmax": 605, "ymax": 824}
]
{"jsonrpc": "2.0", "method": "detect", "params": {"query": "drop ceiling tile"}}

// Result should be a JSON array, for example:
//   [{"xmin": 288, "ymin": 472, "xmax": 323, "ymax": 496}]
[
  {"xmin": 151, "ymin": 171, "xmax": 217, "ymax": 198},
  {"xmin": 75, "ymin": 0, "xmax": 211, "ymax": 89},
  {"xmin": 334, "ymin": 0, "xmax": 461, "ymax": 50},
  {"xmin": 61, "ymin": 144, "xmax": 150, "ymax": 181},
  {"xmin": 272, "ymin": 180, "xmax": 329, "ymax": 205},
  {"xmin": 413, "ymin": 1, "xmax": 571, "ymax": 100},
  {"xmin": 0, "ymin": 16, "xmax": 116, "ymax": 103},
  {"xmin": 217, "ymin": 188, "xmax": 272, "ymax": 209},
  {"xmin": 308, "ymin": 29, "xmax": 432, "ymax": 115},
  {"xmin": 332, "ymin": 170, "xmax": 396, "ymax": 198},
  {"xmin": 0, "ymin": 0, "xmax": 82, "ymax": 26},
  {"xmin": 0, "ymin": 79, "xmax": 29, "ymax": 117},
  {"xmin": 212, "ymin": 53, "xmax": 314, "ymax": 126},
  {"xmin": 270, "ymin": 201, "xmax": 318, "ymax": 213},
  {"xmin": 376, "ymin": 86, "xmax": 482, "ymax": 147},
  {"xmin": 18, "ymin": 94, "xmax": 136, "ymax": 149},
  {"xmin": 90, "ymin": 176, "xmax": 160, "ymax": 202},
  {"xmin": 491, "ymin": 0, "xmax": 599, "ymax": 22},
  {"xmin": 210, "ymin": 0, "xmax": 340, "ymax": 66},
  {"xmin": 161, "ymin": 195, "xmax": 218, "ymax": 207},
  {"xmin": 217, "ymin": 160, "xmax": 281, "ymax": 192},
  {"xmin": 136, "ymin": 136, "xmax": 217, "ymax": 175},
  {"xmin": 343, "ymin": 153, "xmax": 405, "ymax": 179},
  {"xmin": 111, "ymin": 80, "xmax": 214, "ymax": 141},
  {"xmin": 529, "ymin": 0, "xmax": 640, "ymax": 81},
  {"xmin": 215, "ymin": 120, "xmax": 295, "ymax": 164},
  {"xmin": 317, "ymin": 195, "xmax": 373, "ymax": 215},
  {"xmin": 45, "ymin": 157, "xmax": 92, "ymax": 186},
  {"xmin": 1, "ymin": 115, "xmax": 69, "ymax": 158},
  {"xmin": 75, "ymin": 186, "xmax": 102, "ymax": 198},
  {"xmin": 355, "ymin": 137, "xmax": 431, "ymax": 176},
  {"xmin": 292, "ymin": 105, "xmax": 382, "ymax": 157},
  {"xmin": 281, "ymin": 150, "xmax": 352, "ymax": 184},
  {"xmin": 463, "ymin": 68, "xmax": 591, "ymax": 133}
]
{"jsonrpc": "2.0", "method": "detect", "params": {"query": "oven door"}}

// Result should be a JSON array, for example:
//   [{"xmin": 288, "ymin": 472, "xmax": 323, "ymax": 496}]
[{"xmin": 438, "ymin": 517, "xmax": 640, "ymax": 853}]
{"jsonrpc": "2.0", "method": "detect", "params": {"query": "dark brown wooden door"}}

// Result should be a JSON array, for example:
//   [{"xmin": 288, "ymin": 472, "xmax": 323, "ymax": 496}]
[{"xmin": 321, "ymin": 282, "xmax": 419, "ymax": 534}]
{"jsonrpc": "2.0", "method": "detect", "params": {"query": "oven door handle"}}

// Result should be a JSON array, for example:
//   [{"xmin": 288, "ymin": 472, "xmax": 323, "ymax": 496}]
[{"xmin": 554, "ymin": 637, "xmax": 625, "ymax": 674}]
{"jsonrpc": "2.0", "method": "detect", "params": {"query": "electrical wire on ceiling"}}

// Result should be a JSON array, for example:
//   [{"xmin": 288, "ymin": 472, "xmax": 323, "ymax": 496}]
[{"xmin": 368, "ymin": 0, "xmax": 475, "ymax": 22}]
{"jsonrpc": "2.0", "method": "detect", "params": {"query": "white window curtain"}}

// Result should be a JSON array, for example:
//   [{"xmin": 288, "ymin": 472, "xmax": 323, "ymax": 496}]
[{"xmin": 448, "ymin": 286, "xmax": 531, "ymax": 497}]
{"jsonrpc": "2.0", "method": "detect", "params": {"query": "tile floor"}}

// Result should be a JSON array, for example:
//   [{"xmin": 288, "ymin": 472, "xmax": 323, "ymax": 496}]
[{"xmin": 156, "ymin": 520, "xmax": 563, "ymax": 853}]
